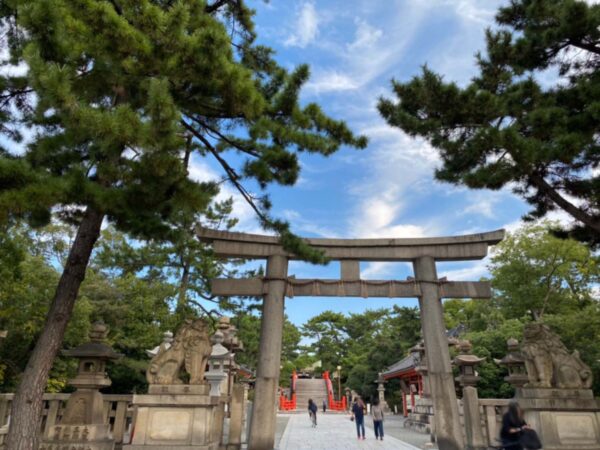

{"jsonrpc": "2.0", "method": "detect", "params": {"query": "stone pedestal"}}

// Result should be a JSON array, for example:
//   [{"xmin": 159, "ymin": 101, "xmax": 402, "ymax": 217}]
[
  {"xmin": 125, "ymin": 384, "xmax": 221, "ymax": 450},
  {"xmin": 41, "ymin": 419, "xmax": 114, "ymax": 450},
  {"xmin": 516, "ymin": 388, "xmax": 600, "ymax": 450}
]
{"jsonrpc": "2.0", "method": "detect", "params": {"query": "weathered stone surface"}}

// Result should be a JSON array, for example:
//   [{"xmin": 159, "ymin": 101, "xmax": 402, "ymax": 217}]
[
  {"xmin": 521, "ymin": 323, "xmax": 592, "ymax": 389},
  {"xmin": 413, "ymin": 256, "xmax": 464, "ymax": 450},
  {"xmin": 125, "ymin": 399, "xmax": 220, "ymax": 450},
  {"xmin": 147, "ymin": 384, "xmax": 210, "ymax": 395},
  {"xmin": 526, "ymin": 411, "xmax": 600, "ymax": 450},
  {"xmin": 462, "ymin": 387, "xmax": 486, "ymax": 450},
  {"xmin": 146, "ymin": 318, "xmax": 212, "ymax": 385},
  {"xmin": 211, "ymin": 277, "xmax": 492, "ymax": 299},
  {"xmin": 227, "ymin": 384, "xmax": 245, "ymax": 449},
  {"xmin": 248, "ymin": 254, "xmax": 288, "ymax": 450}
]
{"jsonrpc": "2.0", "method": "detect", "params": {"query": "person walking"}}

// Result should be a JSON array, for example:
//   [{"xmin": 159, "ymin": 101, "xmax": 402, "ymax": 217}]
[
  {"xmin": 308, "ymin": 398, "xmax": 318, "ymax": 427},
  {"xmin": 371, "ymin": 398, "xmax": 384, "ymax": 441},
  {"xmin": 352, "ymin": 396, "xmax": 366, "ymax": 440}
]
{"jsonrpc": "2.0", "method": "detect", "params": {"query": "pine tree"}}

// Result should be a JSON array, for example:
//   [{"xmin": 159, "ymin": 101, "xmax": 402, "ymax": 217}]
[
  {"xmin": 379, "ymin": 0, "xmax": 600, "ymax": 245},
  {"xmin": 0, "ymin": 1, "xmax": 366, "ymax": 447}
]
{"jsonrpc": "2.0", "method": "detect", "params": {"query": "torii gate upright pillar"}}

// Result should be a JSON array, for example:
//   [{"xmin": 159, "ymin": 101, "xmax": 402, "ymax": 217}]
[
  {"xmin": 414, "ymin": 256, "xmax": 464, "ymax": 450},
  {"xmin": 247, "ymin": 255, "xmax": 288, "ymax": 450}
]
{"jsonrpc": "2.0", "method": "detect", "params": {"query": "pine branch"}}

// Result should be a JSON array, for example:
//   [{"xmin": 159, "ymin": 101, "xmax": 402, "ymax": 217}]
[
  {"xmin": 529, "ymin": 173, "xmax": 600, "ymax": 233},
  {"xmin": 189, "ymin": 115, "xmax": 260, "ymax": 158},
  {"xmin": 180, "ymin": 120, "xmax": 269, "ymax": 224},
  {"xmin": 205, "ymin": 0, "xmax": 231, "ymax": 14}
]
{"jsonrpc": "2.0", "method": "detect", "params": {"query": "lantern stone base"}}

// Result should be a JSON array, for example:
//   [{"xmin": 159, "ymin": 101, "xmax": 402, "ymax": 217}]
[
  {"xmin": 517, "ymin": 388, "xmax": 600, "ymax": 450},
  {"xmin": 124, "ymin": 384, "xmax": 221, "ymax": 450},
  {"xmin": 404, "ymin": 397, "xmax": 434, "ymax": 435},
  {"xmin": 40, "ymin": 424, "xmax": 114, "ymax": 450}
]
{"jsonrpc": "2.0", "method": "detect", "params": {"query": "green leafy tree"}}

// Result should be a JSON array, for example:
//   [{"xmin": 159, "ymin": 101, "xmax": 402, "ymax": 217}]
[
  {"xmin": 233, "ymin": 313, "xmax": 300, "ymax": 372},
  {"xmin": 301, "ymin": 311, "xmax": 349, "ymax": 370},
  {"xmin": 379, "ymin": 0, "xmax": 600, "ymax": 245},
  {"xmin": 0, "ymin": 1, "xmax": 365, "ymax": 446},
  {"xmin": 344, "ymin": 306, "xmax": 421, "ymax": 400},
  {"xmin": 464, "ymin": 318, "xmax": 525, "ymax": 398},
  {"xmin": 0, "ymin": 225, "xmax": 92, "ymax": 392},
  {"xmin": 490, "ymin": 222, "xmax": 599, "ymax": 319}
]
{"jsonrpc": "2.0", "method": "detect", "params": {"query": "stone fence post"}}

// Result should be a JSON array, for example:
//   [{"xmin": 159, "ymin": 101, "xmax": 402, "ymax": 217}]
[{"xmin": 454, "ymin": 340, "xmax": 486, "ymax": 450}]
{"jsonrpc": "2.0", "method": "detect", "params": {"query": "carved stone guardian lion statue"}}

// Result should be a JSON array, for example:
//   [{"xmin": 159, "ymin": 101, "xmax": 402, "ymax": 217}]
[
  {"xmin": 521, "ymin": 323, "xmax": 592, "ymax": 389},
  {"xmin": 146, "ymin": 318, "xmax": 212, "ymax": 385}
]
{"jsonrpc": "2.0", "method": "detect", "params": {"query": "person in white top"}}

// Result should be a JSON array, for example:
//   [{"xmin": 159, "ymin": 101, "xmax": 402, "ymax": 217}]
[{"xmin": 371, "ymin": 398, "xmax": 384, "ymax": 441}]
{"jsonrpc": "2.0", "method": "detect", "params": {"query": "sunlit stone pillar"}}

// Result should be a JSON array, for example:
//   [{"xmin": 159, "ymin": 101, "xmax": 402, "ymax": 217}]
[
  {"xmin": 248, "ymin": 255, "xmax": 288, "ymax": 450},
  {"xmin": 413, "ymin": 256, "xmax": 464, "ymax": 450}
]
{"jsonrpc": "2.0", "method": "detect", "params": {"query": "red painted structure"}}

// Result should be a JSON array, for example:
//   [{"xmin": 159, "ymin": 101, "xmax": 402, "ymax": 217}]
[
  {"xmin": 323, "ymin": 370, "xmax": 347, "ymax": 411},
  {"xmin": 279, "ymin": 370, "xmax": 298, "ymax": 411},
  {"xmin": 381, "ymin": 355, "xmax": 423, "ymax": 417}
]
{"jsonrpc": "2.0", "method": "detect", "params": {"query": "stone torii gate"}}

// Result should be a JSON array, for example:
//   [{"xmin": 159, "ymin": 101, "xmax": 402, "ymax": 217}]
[{"xmin": 198, "ymin": 228, "xmax": 504, "ymax": 450}]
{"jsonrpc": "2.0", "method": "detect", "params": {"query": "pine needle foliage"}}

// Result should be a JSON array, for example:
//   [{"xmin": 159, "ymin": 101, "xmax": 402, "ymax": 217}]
[
  {"xmin": 379, "ymin": 0, "xmax": 600, "ymax": 246},
  {"xmin": 0, "ymin": 0, "xmax": 367, "ymax": 261}
]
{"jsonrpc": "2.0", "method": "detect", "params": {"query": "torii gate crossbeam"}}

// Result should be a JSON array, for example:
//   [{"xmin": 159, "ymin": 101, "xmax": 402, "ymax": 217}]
[{"xmin": 198, "ymin": 228, "xmax": 504, "ymax": 450}]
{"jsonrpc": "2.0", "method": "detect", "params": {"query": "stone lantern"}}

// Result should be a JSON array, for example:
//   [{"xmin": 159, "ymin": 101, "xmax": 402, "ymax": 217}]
[
  {"xmin": 411, "ymin": 341, "xmax": 430, "ymax": 397},
  {"xmin": 498, "ymin": 338, "xmax": 529, "ymax": 388},
  {"xmin": 454, "ymin": 340, "xmax": 485, "ymax": 388},
  {"xmin": 206, "ymin": 330, "xmax": 231, "ymax": 397},
  {"xmin": 41, "ymin": 321, "xmax": 121, "ymax": 450},
  {"xmin": 454, "ymin": 340, "xmax": 487, "ymax": 450},
  {"xmin": 344, "ymin": 387, "xmax": 352, "ymax": 410},
  {"xmin": 374, "ymin": 373, "xmax": 390, "ymax": 412}
]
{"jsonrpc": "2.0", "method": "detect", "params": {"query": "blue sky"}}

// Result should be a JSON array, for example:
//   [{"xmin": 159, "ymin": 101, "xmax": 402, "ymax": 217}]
[
  {"xmin": 187, "ymin": 0, "xmax": 584, "ymax": 327},
  {"xmin": 0, "ymin": 1, "xmax": 593, "ymax": 330}
]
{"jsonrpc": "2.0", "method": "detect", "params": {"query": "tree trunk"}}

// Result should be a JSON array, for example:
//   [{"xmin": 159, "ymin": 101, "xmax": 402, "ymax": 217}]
[
  {"xmin": 530, "ymin": 173, "xmax": 600, "ymax": 233},
  {"xmin": 176, "ymin": 262, "xmax": 190, "ymax": 313},
  {"xmin": 6, "ymin": 207, "xmax": 104, "ymax": 450}
]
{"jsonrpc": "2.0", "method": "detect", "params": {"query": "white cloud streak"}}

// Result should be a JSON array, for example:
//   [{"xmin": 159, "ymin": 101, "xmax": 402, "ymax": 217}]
[{"xmin": 285, "ymin": 2, "xmax": 319, "ymax": 48}]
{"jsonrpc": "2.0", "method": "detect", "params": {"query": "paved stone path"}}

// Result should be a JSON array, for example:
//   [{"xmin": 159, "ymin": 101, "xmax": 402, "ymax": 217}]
[{"xmin": 277, "ymin": 414, "xmax": 422, "ymax": 450}]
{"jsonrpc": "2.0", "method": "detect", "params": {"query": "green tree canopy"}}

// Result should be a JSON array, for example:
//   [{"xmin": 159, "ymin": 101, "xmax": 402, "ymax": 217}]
[
  {"xmin": 0, "ymin": 1, "xmax": 366, "ymax": 446},
  {"xmin": 379, "ymin": 0, "xmax": 600, "ymax": 245},
  {"xmin": 490, "ymin": 221, "xmax": 599, "ymax": 319}
]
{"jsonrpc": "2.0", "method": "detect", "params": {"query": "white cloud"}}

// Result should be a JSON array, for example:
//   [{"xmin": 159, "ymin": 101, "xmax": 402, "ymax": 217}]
[
  {"xmin": 346, "ymin": 124, "xmax": 441, "ymax": 239},
  {"xmin": 446, "ymin": 0, "xmax": 497, "ymax": 24},
  {"xmin": 347, "ymin": 19, "xmax": 383, "ymax": 51},
  {"xmin": 460, "ymin": 192, "xmax": 502, "ymax": 219},
  {"xmin": 281, "ymin": 209, "xmax": 340, "ymax": 238},
  {"xmin": 285, "ymin": 2, "xmax": 319, "ymax": 48},
  {"xmin": 305, "ymin": 70, "xmax": 359, "ymax": 93},
  {"xmin": 439, "ymin": 260, "xmax": 489, "ymax": 281}
]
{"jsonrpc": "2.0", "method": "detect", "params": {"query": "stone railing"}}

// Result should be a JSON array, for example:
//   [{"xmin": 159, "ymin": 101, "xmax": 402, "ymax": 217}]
[
  {"xmin": 0, "ymin": 393, "xmax": 133, "ymax": 447},
  {"xmin": 478, "ymin": 399, "xmax": 510, "ymax": 447}
]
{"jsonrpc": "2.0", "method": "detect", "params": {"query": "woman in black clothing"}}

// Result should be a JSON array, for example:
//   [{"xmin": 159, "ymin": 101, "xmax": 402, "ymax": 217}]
[
  {"xmin": 308, "ymin": 398, "xmax": 318, "ymax": 427},
  {"xmin": 500, "ymin": 401, "xmax": 528, "ymax": 450}
]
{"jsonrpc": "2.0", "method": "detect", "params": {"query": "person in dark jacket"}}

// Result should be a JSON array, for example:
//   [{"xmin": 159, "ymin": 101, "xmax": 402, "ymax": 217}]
[
  {"xmin": 500, "ymin": 401, "xmax": 528, "ymax": 449},
  {"xmin": 308, "ymin": 398, "xmax": 318, "ymax": 427},
  {"xmin": 351, "ymin": 397, "xmax": 366, "ymax": 439},
  {"xmin": 323, "ymin": 399, "xmax": 327, "ymax": 413}
]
